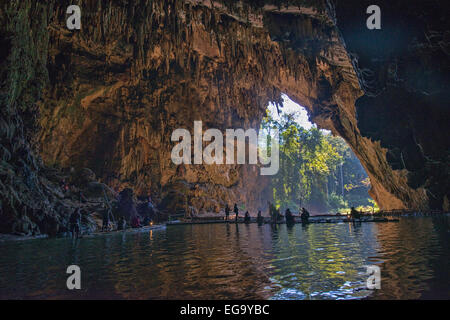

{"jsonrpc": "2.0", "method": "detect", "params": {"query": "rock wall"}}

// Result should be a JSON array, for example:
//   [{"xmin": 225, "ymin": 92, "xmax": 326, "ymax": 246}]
[
  {"xmin": 39, "ymin": 0, "xmax": 358, "ymax": 215},
  {"xmin": 1, "ymin": 0, "xmax": 448, "ymax": 234},
  {"xmin": 0, "ymin": 1, "xmax": 57, "ymax": 234},
  {"xmin": 333, "ymin": 0, "xmax": 449, "ymax": 210},
  {"xmin": 39, "ymin": 0, "xmax": 281, "ymax": 215}
]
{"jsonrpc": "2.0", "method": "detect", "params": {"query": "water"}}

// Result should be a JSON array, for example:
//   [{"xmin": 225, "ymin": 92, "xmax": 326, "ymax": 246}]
[{"xmin": 0, "ymin": 216, "xmax": 449, "ymax": 299}]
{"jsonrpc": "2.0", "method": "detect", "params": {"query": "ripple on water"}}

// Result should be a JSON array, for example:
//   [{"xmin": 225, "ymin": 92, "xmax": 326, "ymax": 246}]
[{"xmin": 0, "ymin": 216, "xmax": 449, "ymax": 299}]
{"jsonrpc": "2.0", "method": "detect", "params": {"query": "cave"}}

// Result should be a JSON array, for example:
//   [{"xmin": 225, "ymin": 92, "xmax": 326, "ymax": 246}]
[
  {"xmin": 0, "ymin": 0, "xmax": 449, "ymax": 236},
  {"xmin": 264, "ymin": 94, "xmax": 372, "ymax": 214}
]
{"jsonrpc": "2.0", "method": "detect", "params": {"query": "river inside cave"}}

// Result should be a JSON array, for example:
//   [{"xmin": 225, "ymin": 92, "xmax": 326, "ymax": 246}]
[{"xmin": 0, "ymin": 215, "xmax": 449, "ymax": 299}]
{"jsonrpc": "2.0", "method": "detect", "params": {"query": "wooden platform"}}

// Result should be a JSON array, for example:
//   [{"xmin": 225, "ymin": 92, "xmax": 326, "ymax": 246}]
[
  {"xmin": 166, "ymin": 217, "xmax": 399, "ymax": 226},
  {"xmin": 83, "ymin": 224, "xmax": 166, "ymax": 238}
]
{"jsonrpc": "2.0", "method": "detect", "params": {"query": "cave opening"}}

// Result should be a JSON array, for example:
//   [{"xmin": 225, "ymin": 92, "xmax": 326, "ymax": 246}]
[{"xmin": 263, "ymin": 94, "xmax": 374, "ymax": 214}]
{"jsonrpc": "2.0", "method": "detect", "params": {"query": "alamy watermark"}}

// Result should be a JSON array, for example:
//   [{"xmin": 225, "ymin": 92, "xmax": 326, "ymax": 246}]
[
  {"xmin": 171, "ymin": 121, "xmax": 279, "ymax": 176},
  {"xmin": 66, "ymin": 265, "xmax": 81, "ymax": 290},
  {"xmin": 66, "ymin": 5, "xmax": 81, "ymax": 30},
  {"xmin": 66, "ymin": 4, "xmax": 380, "ymax": 31},
  {"xmin": 365, "ymin": 265, "xmax": 381, "ymax": 289},
  {"xmin": 366, "ymin": 5, "xmax": 381, "ymax": 30}
]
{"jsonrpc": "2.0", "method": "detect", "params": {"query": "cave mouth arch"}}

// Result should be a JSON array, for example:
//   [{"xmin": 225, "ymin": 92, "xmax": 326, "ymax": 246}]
[
  {"xmin": 1, "ymin": 0, "xmax": 447, "ymax": 240},
  {"xmin": 263, "ymin": 94, "xmax": 373, "ymax": 214}
]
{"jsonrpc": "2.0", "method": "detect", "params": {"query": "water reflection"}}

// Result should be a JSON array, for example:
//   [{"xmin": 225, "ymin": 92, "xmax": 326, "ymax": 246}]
[
  {"xmin": 0, "ymin": 217, "xmax": 448, "ymax": 299},
  {"xmin": 371, "ymin": 216, "xmax": 450, "ymax": 299}
]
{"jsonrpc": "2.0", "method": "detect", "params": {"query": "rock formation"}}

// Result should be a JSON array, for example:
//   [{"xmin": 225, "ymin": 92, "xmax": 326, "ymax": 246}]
[
  {"xmin": 333, "ymin": 0, "xmax": 449, "ymax": 211},
  {"xmin": 1, "ymin": 0, "xmax": 448, "ymax": 235}
]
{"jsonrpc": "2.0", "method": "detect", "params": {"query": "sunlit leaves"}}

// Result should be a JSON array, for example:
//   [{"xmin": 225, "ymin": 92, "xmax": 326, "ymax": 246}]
[{"xmin": 262, "ymin": 109, "xmax": 370, "ymax": 211}]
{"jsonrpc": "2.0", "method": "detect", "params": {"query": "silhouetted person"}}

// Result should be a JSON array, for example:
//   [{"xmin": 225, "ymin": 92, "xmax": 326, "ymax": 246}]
[
  {"xmin": 270, "ymin": 204, "xmax": 279, "ymax": 224},
  {"xmin": 350, "ymin": 207, "xmax": 361, "ymax": 220},
  {"xmin": 118, "ymin": 188, "xmax": 138, "ymax": 220},
  {"xmin": 277, "ymin": 208, "xmax": 282, "ymax": 222},
  {"xmin": 147, "ymin": 196, "xmax": 155, "ymax": 215},
  {"xmin": 225, "ymin": 204, "xmax": 230, "ymax": 221},
  {"xmin": 285, "ymin": 208, "xmax": 294, "ymax": 224},
  {"xmin": 79, "ymin": 191, "xmax": 88, "ymax": 203},
  {"xmin": 244, "ymin": 211, "xmax": 250, "ymax": 223},
  {"xmin": 234, "ymin": 204, "xmax": 239, "ymax": 222},
  {"xmin": 69, "ymin": 208, "xmax": 81, "ymax": 238},
  {"xmin": 257, "ymin": 210, "xmax": 264, "ymax": 224},
  {"xmin": 117, "ymin": 216, "xmax": 126, "ymax": 230},
  {"xmin": 143, "ymin": 215, "xmax": 151, "ymax": 226},
  {"xmin": 301, "ymin": 207, "xmax": 310, "ymax": 223},
  {"xmin": 138, "ymin": 196, "xmax": 155, "ymax": 221},
  {"xmin": 102, "ymin": 206, "xmax": 110, "ymax": 232},
  {"xmin": 131, "ymin": 215, "xmax": 141, "ymax": 228}
]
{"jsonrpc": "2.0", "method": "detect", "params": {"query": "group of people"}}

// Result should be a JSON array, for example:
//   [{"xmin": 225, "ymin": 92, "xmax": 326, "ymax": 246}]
[
  {"xmin": 277, "ymin": 207, "xmax": 310, "ymax": 224},
  {"xmin": 224, "ymin": 204, "xmax": 240, "ymax": 222},
  {"xmin": 67, "ymin": 189, "xmax": 156, "ymax": 238},
  {"xmin": 223, "ymin": 204, "xmax": 256, "ymax": 224},
  {"xmin": 101, "ymin": 194, "xmax": 154, "ymax": 232},
  {"xmin": 223, "ymin": 203, "xmax": 311, "ymax": 224}
]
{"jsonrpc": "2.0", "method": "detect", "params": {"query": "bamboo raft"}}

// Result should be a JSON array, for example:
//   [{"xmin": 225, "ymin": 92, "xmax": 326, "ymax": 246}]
[
  {"xmin": 82, "ymin": 224, "xmax": 166, "ymax": 238},
  {"xmin": 377, "ymin": 209, "xmax": 449, "ymax": 217},
  {"xmin": 166, "ymin": 217, "xmax": 400, "ymax": 226}
]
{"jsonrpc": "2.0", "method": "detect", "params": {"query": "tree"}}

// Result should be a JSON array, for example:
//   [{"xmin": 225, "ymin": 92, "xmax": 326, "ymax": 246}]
[{"xmin": 261, "ymin": 109, "xmax": 371, "ymax": 213}]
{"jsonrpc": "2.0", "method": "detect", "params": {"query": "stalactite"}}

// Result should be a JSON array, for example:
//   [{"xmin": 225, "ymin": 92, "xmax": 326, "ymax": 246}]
[{"xmin": 2, "ymin": 0, "xmax": 443, "ymax": 236}]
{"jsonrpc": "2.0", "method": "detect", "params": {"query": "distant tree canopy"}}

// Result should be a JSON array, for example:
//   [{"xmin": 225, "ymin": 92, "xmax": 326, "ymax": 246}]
[{"xmin": 261, "ymin": 109, "xmax": 372, "ymax": 213}]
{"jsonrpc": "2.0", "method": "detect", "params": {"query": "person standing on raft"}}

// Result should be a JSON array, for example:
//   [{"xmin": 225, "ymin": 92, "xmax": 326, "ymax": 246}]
[
  {"xmin": 257, "ymin": 210, "xmax": 264, "ymax": 224},
  {"xmin": 234, "ymin": 204, "xmax": 239, "ymax": 222},
  {"xmin": 117, "ymin": 216, "xmax": 126, "ymax": 230},
  {"xmin": 285, "ymin": 208, "xmax": 294, "ymax": 224},
  {"xmin": 244, "ymin": 211, "xmax": 251, "ymax": 223},
  {"xmin": 131, "ymin": 214, "xmax": 141, "ymax": 228},
  {"xmin": 225, "ymin": 204, "xmax": 230, "ymax": 221},
  {"xmin": 69, "ymin": 208, "xmax": 82, "ymax": 238},
  {"xmin": 300, "ymin": 207, "xmax": 310, "ymax": 223},
  {"xmin": 101, "ymin": 204, "xmax": 111, "ymax": 232},
  {"xmin": 269, "ymin": 202, "xmax": 279, "ymax": 224},
  {"xmin": 350, "ymin": 207, "xmax": 361, "ymax": 220}
]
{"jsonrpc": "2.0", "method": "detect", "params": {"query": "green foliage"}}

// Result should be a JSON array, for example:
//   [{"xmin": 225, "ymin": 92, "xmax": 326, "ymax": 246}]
[
  {"xmin": 368, "ymin": 199, "xmax": 380, "ymax": 211},
  {"xmin": 261, "ymin": 109, "xmax": 372, "ymax": 213},
  {"xmin": 327, "ymin": 193, "xmax": 348, "ymax": 212}
]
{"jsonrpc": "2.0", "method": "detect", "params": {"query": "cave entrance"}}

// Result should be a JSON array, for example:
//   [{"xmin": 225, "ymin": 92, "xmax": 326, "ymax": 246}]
[{"xmin": 262, "ymin": 94, "xmax": 374, "ymax": 214}]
